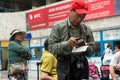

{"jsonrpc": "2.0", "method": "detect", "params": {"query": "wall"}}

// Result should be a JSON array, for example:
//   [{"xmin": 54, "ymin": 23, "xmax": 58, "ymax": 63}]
[
  {"xmin": 0, "ymin": 1, "xmax": 120, "ymax": 41},
  {"xmin": 0, "ymin": 12, "xmax": 26, "ymax": 41},
  {"xmin": 85, "ymin": 15, "xmax": 120, "ymax": 31}
]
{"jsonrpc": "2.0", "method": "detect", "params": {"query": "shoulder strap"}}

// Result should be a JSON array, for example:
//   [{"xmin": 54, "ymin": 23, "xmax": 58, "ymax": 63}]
[{"xmin": 80, "ymin": 23, "xmax": 87, "ymax": 40}]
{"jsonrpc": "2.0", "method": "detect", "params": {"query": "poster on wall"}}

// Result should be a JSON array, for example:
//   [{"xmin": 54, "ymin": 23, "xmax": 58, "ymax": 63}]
[
  {"xmin": 26, "ymin": 0, "xmax": 117, "ymax": 31},
  {"xmin": 103, "ymin": 29, "xmax": 120, "ymax": 40},
  {"xmin": 93, "ymin": 32, "xmax": 100, "ymax": 41}
]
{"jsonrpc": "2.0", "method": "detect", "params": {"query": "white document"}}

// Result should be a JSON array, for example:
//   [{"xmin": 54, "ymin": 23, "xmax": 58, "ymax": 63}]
[{"xmin": 72, "ymin": 46, "xmax": 88, "ymax": 53}]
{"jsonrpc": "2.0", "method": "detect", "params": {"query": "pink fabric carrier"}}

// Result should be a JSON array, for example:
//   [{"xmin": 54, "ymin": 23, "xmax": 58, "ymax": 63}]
[
  {"xmin": 100, "ymin": 65, "xmax": 110, "ymax": 80},
  {"xmin": 89, "ymin": 62, "xmax": 100, "ymax": 80}
]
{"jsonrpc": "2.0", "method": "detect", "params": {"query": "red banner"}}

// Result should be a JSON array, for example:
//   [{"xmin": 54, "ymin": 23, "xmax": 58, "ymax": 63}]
[
  {"xmin": 27, "ymin": 9, "xmax": 47, "ymax": 30},
  {"xmin": 45, "ymin": 1, "xmax": 72, "ymax": 27},
  {"xmin": 26, "ymin": 1, "xmax": 73, "ymax": 31},
  {"xmin": 26, "ymin": 0, "xmax": 114, "ymax": 31},
  {"xmin": 85, "ymin": 0, "xmax": 114, "ymax": 20}
]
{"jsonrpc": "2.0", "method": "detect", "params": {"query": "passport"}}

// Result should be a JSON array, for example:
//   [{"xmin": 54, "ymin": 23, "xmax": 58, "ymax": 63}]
[{"xmin": 76, "ymin": 38, "xmax": 85, "ymax": 47}]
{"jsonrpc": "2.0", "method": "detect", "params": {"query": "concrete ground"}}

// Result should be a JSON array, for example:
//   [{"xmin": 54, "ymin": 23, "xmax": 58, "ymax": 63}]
[{"xmin": 0, "ymin": 70, "xmax": 38, "ymax": 80}]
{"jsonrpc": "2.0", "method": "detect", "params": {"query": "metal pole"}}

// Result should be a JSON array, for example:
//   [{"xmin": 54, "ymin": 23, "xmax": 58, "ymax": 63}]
[{"xmin": 36, "ymin": 62, "xmax": 41, "ymax": 80}]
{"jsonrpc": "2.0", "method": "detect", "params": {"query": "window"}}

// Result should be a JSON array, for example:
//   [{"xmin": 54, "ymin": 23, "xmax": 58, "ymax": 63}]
[
  {"xmin": 94, "ymin": 42, "xmax": 101, "ymax": 56},
  {"xmin": 32, "ymin": 0, "xmax": 46, "ymax": 7},
  {"xmin": 4, "ymin": 0, "xmax": 15, "ymax": 12},
  {"xmin": 19, "ymin": 0, "xmax": 32, "ymax": 11},
  {"xmin": 0, "ymin": 0, "xmax": 32, "ymax": 12},
  {"xmin": 0, "ymin": 1, "xmax": 4, "ymax": 12},
  {"xmin": 31, "ymin": 48, "xmax": 41, "ymax": 59}
]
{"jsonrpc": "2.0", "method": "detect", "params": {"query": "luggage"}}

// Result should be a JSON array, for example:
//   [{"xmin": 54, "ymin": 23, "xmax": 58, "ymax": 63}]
[
  {"xmin": 100, "ymin": 65, "xmax": 110, "ymax": 80},
  {"xmin": 89, "ymin": 62, "xmax": 100, "ymax": 80},
  {"xmin": 36, "ymin": 62, "xmax": 42, "ymax": 80}
]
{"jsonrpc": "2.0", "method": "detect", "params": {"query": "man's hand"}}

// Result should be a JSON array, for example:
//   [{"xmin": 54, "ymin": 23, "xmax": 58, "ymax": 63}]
[
  {"xmin": 40, "ymin": 72, "xmax": 57, "ymax": 80},
  {"xmin": 67, "ymin": 37, "xmax": 80, "ymax": 47}
]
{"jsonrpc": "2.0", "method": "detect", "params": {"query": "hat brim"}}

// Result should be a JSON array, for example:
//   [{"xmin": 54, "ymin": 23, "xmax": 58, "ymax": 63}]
[
  {"xmin": 9, "ymin": 31, "xmax": 26, "ymax": 41},
  {"xmin": 75, "ymin": 9, "xmax": 88, "ymax": 14}
]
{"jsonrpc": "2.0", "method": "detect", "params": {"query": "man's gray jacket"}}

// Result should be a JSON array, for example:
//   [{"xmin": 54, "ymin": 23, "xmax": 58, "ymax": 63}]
[{"xmin": 48, "ymin": 18, "xmax": 95, "ymax": 56}]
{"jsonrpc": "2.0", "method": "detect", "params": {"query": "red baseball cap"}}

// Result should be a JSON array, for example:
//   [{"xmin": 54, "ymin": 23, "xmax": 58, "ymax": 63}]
[{"xmin": 71, "ymin": 0, "xmax": 88, "ymax": 14}]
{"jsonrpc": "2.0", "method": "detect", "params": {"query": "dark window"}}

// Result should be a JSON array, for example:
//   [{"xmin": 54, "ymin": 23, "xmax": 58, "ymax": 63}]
[
  {"xmin": 32, "ymin": 0, "xmax": 46, "ymax": 7},
  {"xmin": 56, "ymin": 0, "xmax": 63, "ymax": 2},
  {"xmin": 4, "ymin": 0, "xmax": 15, "ymax": 12},
  {"xmin": 94, "ymin": 42, "xmax": 101, "ymax": 56},
  {"xmin": 19, "ymin": 0, "xmax": 32, "ymax": 11},
  {"xmin": 0, "ymin": 0, "xmax": 63, "ymax": 12},
  {"xmin": 0, "ymin": 1, "xmax": 4, "ymax": 12},
  {"xmin": 0, "ymin": 0, "xmax": 32, "ymax": 12},
  {"xmin": 31, "ymin": 48, "xmax": 41, "ymax": 59}
]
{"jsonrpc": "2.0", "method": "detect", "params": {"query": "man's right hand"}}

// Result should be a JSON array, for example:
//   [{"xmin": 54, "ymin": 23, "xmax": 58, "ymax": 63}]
[{"xmin": 67, "ymin": 37, "xmax": 79, "ymax": 47}]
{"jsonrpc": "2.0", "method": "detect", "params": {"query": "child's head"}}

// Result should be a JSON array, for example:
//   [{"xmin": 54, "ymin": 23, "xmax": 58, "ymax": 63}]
[{"xmin": 44, "ymin": 39, "xmax": 48, "ymax": 50}]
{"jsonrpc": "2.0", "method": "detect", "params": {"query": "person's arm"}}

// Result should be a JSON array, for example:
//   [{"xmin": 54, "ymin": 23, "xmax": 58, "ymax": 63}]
[
  {"xmin": 9, "ymin": 41, "xmax": 32, "ymax": 59},
  {"xmin": 109, "ymin": 53, "xmax": 119, "ymax": 80},
  {"xmin": 48, "ymin": 22, "xmax": 84, "ymax": 55},
  {"xmin": 40, "ymin": 72, "xmax": 57, "ymax": 80},
  {"xmin": 109, "ymin": 66, "xmax": 117, "ymax": 80},
  {"xmin": 84, "ymin": 25, "xmax": 95, "ymax": 56},
  {"xmin": 48, "ymin": 23, "xmax": 69, "ymax": 55},
  {"xmin": 9, "ymin": 41, "xmax": 29, "ymax": 54}
]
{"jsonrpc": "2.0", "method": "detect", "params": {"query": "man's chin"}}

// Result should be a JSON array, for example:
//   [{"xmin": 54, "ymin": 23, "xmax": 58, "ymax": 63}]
[{"xmin": 74, "ymin": 23, "xmax": 80, "ymax": 27}]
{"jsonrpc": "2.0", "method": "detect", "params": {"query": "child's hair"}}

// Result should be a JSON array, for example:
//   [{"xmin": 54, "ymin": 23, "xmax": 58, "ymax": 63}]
[
  {"xmin": 44, "ymin": 39, "xmax": 48, "ymax": 50},
  {"xmin": 107, "ymin": 44, "xmax": 110, "ymax": 48}
]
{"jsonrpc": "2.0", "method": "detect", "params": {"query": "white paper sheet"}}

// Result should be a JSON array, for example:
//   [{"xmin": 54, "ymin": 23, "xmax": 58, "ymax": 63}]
[{"xmin": 72, "ymin": 46, "xmax": 88, "ymax": 53}]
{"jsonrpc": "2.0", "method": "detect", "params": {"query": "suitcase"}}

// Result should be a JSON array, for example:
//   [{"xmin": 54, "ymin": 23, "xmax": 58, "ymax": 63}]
[{"xmin": 100, "ymin": 65, "xmax": 109, "ymax": 80}]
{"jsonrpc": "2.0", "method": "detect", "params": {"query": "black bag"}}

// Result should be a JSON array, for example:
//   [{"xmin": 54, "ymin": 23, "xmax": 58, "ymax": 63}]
[
  {"xmin": 115, "ymin": 69, "xmax": 120, "ymax": 75},
  {"xmin": 57, "ymin": 54, "xmax": 89, "ymax": 80},
  {"xmin": 71, "ymin": 54, "xmax": 89, "ymax": 79}
]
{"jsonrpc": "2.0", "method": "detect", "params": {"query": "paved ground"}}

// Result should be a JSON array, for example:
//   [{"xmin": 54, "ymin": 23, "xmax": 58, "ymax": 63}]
[{"xmin": 0, "ymin": 70, "xmax": 38, "ymax": 80}]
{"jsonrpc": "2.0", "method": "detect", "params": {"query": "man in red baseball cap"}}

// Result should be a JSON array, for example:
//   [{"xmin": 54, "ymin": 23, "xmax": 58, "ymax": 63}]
[
  {"xmin": 48, "ymin": 0, "xmax": 95, "ymax": 80},
  {"xmin": 69, "ymin": 0, "xmax": 88, "ymax": 27},
  {"xmin": 71, "ymin": 0, "xmax": 88, "ymax": 14}
]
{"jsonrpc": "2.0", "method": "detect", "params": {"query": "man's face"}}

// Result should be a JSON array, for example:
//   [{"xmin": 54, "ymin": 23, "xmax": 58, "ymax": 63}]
[
  {"xmin": 114, "ymin": 46, "xmax": 120, "ymax": 53},
  {"xmin": 69, "ymin": 10, "xmax": 86, "ymax": 27}
]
